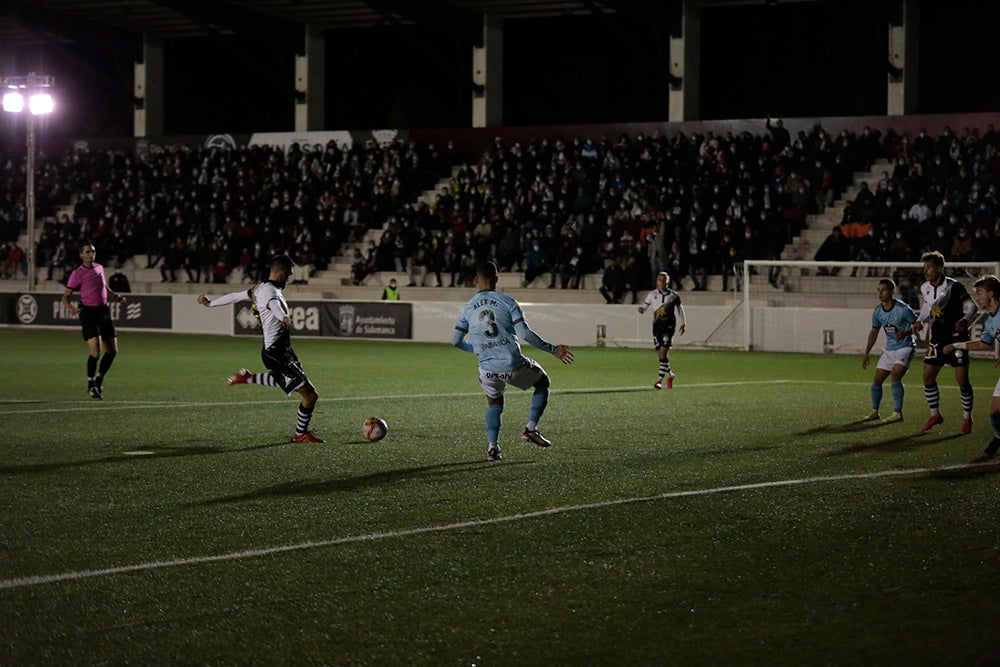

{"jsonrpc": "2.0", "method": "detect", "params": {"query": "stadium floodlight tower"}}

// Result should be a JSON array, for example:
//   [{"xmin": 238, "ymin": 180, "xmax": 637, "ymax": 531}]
[{"xmin": 1, "ymin": 73, "xmax": 55, "ymax": 291}]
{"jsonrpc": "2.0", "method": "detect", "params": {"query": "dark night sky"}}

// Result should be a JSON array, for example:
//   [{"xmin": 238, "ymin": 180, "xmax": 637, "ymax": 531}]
[{"xmin": 1, "ymin": 0, "xmax": 998, "ymax": 147}]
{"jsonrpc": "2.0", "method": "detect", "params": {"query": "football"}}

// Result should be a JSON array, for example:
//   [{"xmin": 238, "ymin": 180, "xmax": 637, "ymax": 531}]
[{"xmin": 363, "ymin": 417, "xmax": 388, "ymax": 442}]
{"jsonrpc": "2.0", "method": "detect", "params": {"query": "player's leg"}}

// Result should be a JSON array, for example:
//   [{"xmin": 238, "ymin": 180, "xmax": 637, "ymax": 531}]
[
  {"xmin": 479, "ymin": 370, "xmax": 506, "ymax": 460},
  {"xmin": 509, "ymin": 362, "xmax": 552, "ymax": 448},
  {"xmin": 885, "ymin": 364, "xmax": 908, "ymax": 422},
  {"xmin": 921, "ymin": 354, "xmax": 945, "ymax": 430},
  {"xmin": 955, "ymin": 364, "xmax": 973, "ymax": 434},
  {"xmin": 985, "ymin": 382, "xmax": 1000, "ymax": 457},
  {"xmin": 866, "ymin": 367, "xmax": 890, "ymax": 420},
  {"xmin": 291, "ymin": 382, "xmax": 324, "ymax": 443}
]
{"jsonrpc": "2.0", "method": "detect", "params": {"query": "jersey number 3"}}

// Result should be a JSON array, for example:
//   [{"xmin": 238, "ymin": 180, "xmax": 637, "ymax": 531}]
[{"xmin": 479, "ymin": 309, "xmax": 500, "ymax": 338}]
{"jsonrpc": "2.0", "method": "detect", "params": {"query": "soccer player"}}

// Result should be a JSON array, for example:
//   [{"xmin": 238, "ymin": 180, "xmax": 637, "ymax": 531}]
[
  {"xmin": 943, "ymin": 275, "xmax": 1000, "ymax": 457},
  {"xmin": 452, "ymin": 260, "xmax": 574, "ymax": 461},
  {"xmin": 197, "ymin": 254, "xmax": 324, "ymax": 444},
  {"xmin": 911, "ymin": 251, "xmax": 978, "ymax": 434},
  {"xmin": 861, "ymin": 278, "xmax": 917, "ymax": 423},
  {"xmin": 61, "ymin": 242, "xmax": 126, "ymax": 400},
  {"xmin": 637, "ymin": 271, "xmax": 686, "ymax": 390}
]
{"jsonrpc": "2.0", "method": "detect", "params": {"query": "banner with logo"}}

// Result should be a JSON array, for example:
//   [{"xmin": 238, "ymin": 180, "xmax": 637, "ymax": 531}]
[
  {"xmin": 233, "ymin": 301, "xmax": 412, "ymax": 340},
  {"xmin": 9, "ymin": 293, "xmax": 172, "ymax": 329}
]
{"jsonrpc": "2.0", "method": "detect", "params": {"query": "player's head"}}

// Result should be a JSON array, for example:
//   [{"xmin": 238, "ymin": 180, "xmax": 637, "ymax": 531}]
[
  {"xmin": 921, "ymin": 250, "xmax": 945, "ymax": 282},
  {"xmin": 476, "ymin": 260, "xmax": 499, "ymax": 289},
  {"xmin": 973, "ymin": 274, "xmax": 1000, "ymax": 304},
  {"xmin": 268, "ymin": 254, "xmax": 294, "ymax": 284},
  {"xmin": 877, "ymin": 278, "xmax": 895, "ymax": 301},
  {"xmin": 656, "ymin": 272, "xmax": 669, "ymax": 289}
]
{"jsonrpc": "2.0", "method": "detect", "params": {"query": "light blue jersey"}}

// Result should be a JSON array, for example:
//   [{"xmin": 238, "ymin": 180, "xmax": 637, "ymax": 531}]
[
  {"xmin": 453, "ymin": 290, "xmax": 556, "ymax": 373},
  {"xmin": 979, "ymin": 308, "xmax": 1000, "ymax": 346},
  {"xmin": 872, "ymin": 298, "xmax": 917, "ymax": 352}
]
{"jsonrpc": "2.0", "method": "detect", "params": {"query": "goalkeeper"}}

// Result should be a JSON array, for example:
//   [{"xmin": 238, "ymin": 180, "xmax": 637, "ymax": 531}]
[{"xmin": 638, "ymin": 271, "xmax": 687, "ymax": 390}]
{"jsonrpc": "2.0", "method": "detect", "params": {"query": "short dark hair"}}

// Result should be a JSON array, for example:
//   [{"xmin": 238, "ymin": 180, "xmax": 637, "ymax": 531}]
[
  {"xmin": 974, "ymin": 274, "xmax": 1000, "ymax": 300},
  {"xmin": 476, "ymin": 260, "xmax": 499, "ymax": 282},
  {"xmin": 270, "ymin": 254, "xmax": 294, "ymax": 273},
  {"xmin": 878, "ymin": 278, "xmax": 895, "ymax": 291},
  {"xmin": 921, "ymin": 251, "xmax": 945, "ymax": 267}
]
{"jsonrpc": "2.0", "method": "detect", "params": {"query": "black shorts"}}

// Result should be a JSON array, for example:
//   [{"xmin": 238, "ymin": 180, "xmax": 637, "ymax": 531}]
[
  {"xmin": 261, "ymin": 344, "xmax": 310, "ymax": 395},
  {"xmin": 652, "ymin": 320, "xmax": 676, "ymax": 351},
  {"xmin": 924, "ymin": 341, "xmax": 970, "ymax": 368},
  {"xmin": 79, "ymin": 305, "xmax": 116, "ymax": 341}
]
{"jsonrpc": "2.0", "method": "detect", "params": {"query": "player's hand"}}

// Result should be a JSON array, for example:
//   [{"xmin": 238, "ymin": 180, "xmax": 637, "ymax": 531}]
[
  {"xmin": 197, "ymin": 295, "xmax": 211, "ymax": 307},
  {"xmin": 555, "ymin": 344, "xmax": 575, "ymax": 365},
  {"xmin": 894, "ymin": 329, "xmax": 909, "ymax": 341},
  {"xmin": 994, "ymin": 357, "xmax": 1000, "ymax": 368},
  {"xmin": 281, "ymin": 316, "xmax": 292, "ymax": 328},
  {"xmin": 912, "ymin": 321, "xmax": 923, "ymax": 334},
  {"xmin": 679, "ymin": 324, "xmax": 686, "ymax": 336},
  {"xmin": 116, "ymin": 294, "xmax": 126, "ymax": 304},
  {"xmin": 862, "ymin": 354, "xmax": 870, "ymax": 369},
  {"xmin": 955, "ymin": 319, "xmax": 969, "ymax": 332},
  {"xmin": 637, "ymin": 306, "xmax": 645, "ymax": 314},
  {"xmin": 942, "ymin": 344, "xmax": 954, "ymax": 354}
]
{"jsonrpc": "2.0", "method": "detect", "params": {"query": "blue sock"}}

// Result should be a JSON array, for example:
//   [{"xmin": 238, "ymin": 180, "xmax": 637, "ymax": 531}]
[
  {"xmin": 486, "ymin": 403, "xmax": 503, "ymax": 444},
  {"xmin": 871, "ymin": 385, "xmax": 883, "ymax": 412},
  {"xmin": 891, "ymin": 382, "xmax": 904, "ymax": 414},
  {"xmin": 991, "ymin": 413, "xmax": 1000, "ymax": 438},
  {"xmin": 528, "ymin": 386, "xmax": 549, "ymax": 426}
]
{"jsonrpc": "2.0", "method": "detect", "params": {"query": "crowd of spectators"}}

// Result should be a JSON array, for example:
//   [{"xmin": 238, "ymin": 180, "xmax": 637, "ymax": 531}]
[
  {"xmin": 1, "ymin": 121, "xmax": 998, "ymax": 296},
  {"xmin": 813, "ymin": 124, "xmax": 1000, "ymax": 271}
]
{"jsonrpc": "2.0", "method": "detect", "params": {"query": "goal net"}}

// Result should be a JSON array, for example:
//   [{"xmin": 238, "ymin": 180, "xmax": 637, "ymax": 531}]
[{"xmin": 716, "ymin": 260, "xmax": 1000, "ymax": 354}]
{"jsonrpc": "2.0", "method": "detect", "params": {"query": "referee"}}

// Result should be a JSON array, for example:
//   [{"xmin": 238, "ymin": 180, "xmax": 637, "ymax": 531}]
[{"xmin": 61, "ymin": 243, "xmax": 126, "ymax": 399}]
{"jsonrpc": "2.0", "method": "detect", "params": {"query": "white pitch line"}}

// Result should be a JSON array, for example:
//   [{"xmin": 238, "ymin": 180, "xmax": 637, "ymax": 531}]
[
  {"xmin": 0, "ymin": 461, "xmax": 989, "ymax": 591},
  {"xmin": 0, "ymin": 380, "xmax": 792, "ymax": 415}
]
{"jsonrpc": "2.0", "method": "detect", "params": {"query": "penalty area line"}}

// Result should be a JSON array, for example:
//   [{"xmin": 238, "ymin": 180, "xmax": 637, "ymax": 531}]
[{"xmin": 0, "ymin": 461, "xmax": 988, "ymax": 591}]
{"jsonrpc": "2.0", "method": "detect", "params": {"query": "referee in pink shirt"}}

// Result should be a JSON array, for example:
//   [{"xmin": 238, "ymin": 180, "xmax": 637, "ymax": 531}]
[{"xmin": 61, "ymin": 243, "xmax": 126, "ymax": 399}]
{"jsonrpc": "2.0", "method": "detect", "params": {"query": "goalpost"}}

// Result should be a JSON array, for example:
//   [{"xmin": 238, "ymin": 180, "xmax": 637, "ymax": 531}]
[{"xmin": 728, "ymin": 260, "xmax": 1000, "ymax": 353}]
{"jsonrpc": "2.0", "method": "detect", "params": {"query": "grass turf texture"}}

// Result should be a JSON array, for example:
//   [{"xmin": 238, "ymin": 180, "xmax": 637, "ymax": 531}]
[{"xmin": 1, "ymin": 329, "xmax": 999, "ymax": 665}]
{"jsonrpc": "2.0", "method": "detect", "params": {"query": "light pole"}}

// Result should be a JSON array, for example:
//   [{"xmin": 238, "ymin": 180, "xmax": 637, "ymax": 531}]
[{"xmin": 2, "ymin": 73, "xmax": 54, "ymax": 292}]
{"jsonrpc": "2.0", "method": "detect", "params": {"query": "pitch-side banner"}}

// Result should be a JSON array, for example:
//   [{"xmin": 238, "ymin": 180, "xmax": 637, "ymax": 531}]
[
  {"xmin": 5, "ymin": 293, "xmax": 173, "ymax": 328},
  {"xmin": 233, "ymin": 301, "xmax": 412, "ymax": 339}
]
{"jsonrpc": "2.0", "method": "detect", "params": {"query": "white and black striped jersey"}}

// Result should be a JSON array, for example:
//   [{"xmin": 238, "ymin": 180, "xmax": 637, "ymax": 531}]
[
  {"xmin": 208, "ymin": 280, "xmax": 290, "ymax": 350},
  {"xmin": 918, "ymin": 276, "xmax": 974, "ymax": 342},
  {"xmin": 641, "ymin": 288, "xmax": 686, "ymax": 329}
]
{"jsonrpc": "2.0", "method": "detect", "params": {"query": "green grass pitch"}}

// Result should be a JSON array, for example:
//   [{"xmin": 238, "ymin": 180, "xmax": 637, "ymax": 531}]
[{"xmin": 1, "ymin": 329, "xmax": 999, "ymax": 665}]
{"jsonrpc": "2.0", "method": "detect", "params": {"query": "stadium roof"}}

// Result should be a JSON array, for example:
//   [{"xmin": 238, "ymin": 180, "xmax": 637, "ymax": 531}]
[{"xmin": 0, "ymin": 0, "xmax": 814, "ymax": 49}]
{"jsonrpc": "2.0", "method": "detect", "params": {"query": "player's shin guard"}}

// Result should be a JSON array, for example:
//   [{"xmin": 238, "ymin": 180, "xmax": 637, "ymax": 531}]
[
  {"xmin": 961, "ymin": 387, "xmax": 974, "ymax": 419},
  {"xmin": 486, "ymin": 403, "xmax": 503, "ymax": 445},
  {"xmin": 891, "ymin": 382, "xmax": 904, "ymax": 414},
  {"xmin": 87, "ymin": 355, "xmax": 98, "ymax": 382},
  {"xmin": 871, "ymin": 385, "xmax": 883, "ymax": 412},
  {"xmin": 924, "ymin": 383, "xmax": 940, "ymax": 415},
  {"xmin": 295, "ymin": 403, "xmax": 314, "ymax": 435}
]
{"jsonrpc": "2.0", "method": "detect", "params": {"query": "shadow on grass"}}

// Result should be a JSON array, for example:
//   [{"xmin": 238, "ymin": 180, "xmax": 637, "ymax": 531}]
[
  {"xmin": 198, "ymin": 460, "xmax": 529, "ymax": 505},
  {"xmin": 824, "ymin": 431, "xmax": 967, "ymax": 456},
  {"xmin": 797, "ymin": 417, "xmax": 901, "ymax": 436},
  {"xmin": 920, "ymin": 459, "xmax": 1000, "ymax": 480},
  {"xmin": 0, "ymin": 441, "xmax": 288, "ymax": 475}
]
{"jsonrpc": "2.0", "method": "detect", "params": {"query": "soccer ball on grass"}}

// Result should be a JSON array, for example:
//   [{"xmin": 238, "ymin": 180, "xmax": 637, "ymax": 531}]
[{"xmin": 363, "ymin": 417, "xmax": 388, "ymax": 442}]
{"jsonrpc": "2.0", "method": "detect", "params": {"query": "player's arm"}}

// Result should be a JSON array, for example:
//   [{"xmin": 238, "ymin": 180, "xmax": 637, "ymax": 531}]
[
  {"xmin": 198, "ymin": 289, "xmax": 249, "ymax": 308},
  {"xmin": 61, "ymin": 286, "xmax": 79, "ymax": 316},
  {"xmin": 863, "ymin": 327, "xmax": 879, "ymax": 368},
  {"xmin": 451, "ymin": 325, "xmax": 473, "ymax": 353},
  {"xmin": 955, "ymin": 296, "xmax": 977, "ymax": 332},
  {"xmin": 895, "ymin": 308, "xmax": 918, "ymax": 340},
  {"xmin": 266, "ymin": 298, "xmax": 291, "ymax": 327},
  {"xmin": 944, "ymin": 338, "xmax": 992, "ymax": 354},
  {"xmin": 677, "ymin": 303, "xmax": 687, "ymax": 335},
  {"xmin": 515, "ymin": 321, "xmax": 574, "ymax": 364}
]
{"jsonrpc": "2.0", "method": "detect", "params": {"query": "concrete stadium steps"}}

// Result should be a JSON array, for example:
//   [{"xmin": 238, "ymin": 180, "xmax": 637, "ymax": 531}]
[{"xmin": 780, "ymin": 159, "xmax": 892, "ymax": 261}]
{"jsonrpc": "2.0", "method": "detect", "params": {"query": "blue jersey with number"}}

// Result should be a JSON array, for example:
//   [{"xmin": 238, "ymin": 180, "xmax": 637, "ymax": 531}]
[
  {"xmin": 872, "ymin": 299, "xmax": 917, "ymax": 352},
  {"xmin": 979, "ymin": 308, "xmax": 1000, "ymax": 346},
  {"xmin": 453, "ymin": 290, "xmax": 556, "ymax": 373}
]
